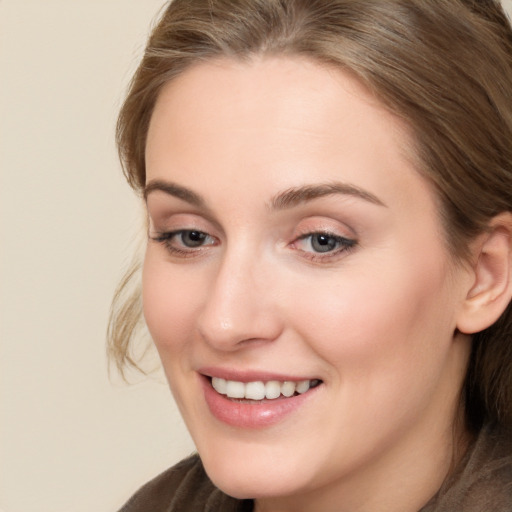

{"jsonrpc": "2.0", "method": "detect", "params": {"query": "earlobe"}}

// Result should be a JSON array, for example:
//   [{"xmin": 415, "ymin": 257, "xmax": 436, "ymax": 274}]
[{"xmin": 457, "ymin": 212, "xmax": 512, "ymax": 335}]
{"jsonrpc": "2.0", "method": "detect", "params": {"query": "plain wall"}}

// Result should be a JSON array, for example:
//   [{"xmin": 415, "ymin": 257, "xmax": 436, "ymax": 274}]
[
  {"xmin": 1, "ymin": 1, "xmax": 512, "ymax": 511},
  {"xmin": 0, "ymin": 2, "xmax": 194, "ymax": 512}
]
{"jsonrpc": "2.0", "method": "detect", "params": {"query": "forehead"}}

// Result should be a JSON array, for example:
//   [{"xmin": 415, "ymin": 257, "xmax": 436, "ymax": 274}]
[
  {"xmin": 147, "ymin": 56, "xmax": 413, "ymax": 163},
  {"xmin": 145, "ymin": 56, "xmax": 435, "ymax": 221}
]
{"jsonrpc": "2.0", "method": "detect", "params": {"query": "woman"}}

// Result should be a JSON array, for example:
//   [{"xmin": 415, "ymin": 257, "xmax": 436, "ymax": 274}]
[{"xmin": 110, "ymin": 0, "xmax": 512, "ymax": 510}]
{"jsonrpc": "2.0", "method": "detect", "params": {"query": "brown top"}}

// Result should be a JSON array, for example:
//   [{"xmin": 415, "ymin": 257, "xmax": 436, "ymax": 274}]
[
  {"xmin": 420, "ymin": 424, "xmax": 512, "ymax": 512},
  {"xmin": 118, "ymin": 424, "xmax": 511, "ymax": 512},
  {"xmin": 118, "ymin": 455, "xmax": 252, "ymax": 512}
]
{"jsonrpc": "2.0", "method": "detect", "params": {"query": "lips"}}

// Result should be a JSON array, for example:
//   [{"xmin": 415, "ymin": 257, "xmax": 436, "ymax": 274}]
[{"xmin": 199, "ymin": 370, "xmax": 323, "ymax": 428}]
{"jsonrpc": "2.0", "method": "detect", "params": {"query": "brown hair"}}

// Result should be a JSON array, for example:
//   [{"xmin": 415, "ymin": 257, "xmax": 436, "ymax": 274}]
[{"xmin": 109, "ymin": 0, "xmax": 512, "ymax": 431}]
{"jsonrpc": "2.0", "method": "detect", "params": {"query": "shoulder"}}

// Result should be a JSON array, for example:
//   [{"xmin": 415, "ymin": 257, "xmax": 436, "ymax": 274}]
[
  {"xmin": 117, "ymin": 454, "xmax": 252, "ymax": 512},
  {"xmin": 117, "ymin": 455, "xmax": 208, "ymax": 512},
  {"xmin": 460, "ymin": 424, "xmax": 512, "ymax": 510},
  {"xmin": 424, "ymin": 424, "xmax": 512, "ymax": 512}
]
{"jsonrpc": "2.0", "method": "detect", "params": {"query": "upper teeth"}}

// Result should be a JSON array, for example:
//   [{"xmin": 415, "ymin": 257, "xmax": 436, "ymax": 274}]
[{"xmin": 211, "ymin": 377, "xmax": 318, "ymax": 400}]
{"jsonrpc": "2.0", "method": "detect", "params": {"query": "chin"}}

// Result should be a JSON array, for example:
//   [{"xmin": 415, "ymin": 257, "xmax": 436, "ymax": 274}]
[
  {"xmin": 204, "ymin": 460, "xmax": 305, "ymax": 500},
  {"xmin": 197, "ymin": 437, "xmax": 320, "ymax": 500}
]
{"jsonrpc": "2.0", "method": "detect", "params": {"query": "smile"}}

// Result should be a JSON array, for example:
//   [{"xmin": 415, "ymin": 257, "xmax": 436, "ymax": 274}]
[
  {"xmin": 201, "ymin": 373, "xmax": 323, "ymax": 428},
  {"xmin": 211, "ymin": 377, "xmax": 321, "ymax": 401}
]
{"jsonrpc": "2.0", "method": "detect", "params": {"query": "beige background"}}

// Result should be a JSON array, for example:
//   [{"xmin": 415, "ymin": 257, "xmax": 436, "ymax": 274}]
[
  {"xmin": 0, "ymin": 2, "xmax": 194, "ymax": 512},
  {"xmin": 1, "ymin": 1, "xmax": 512, "ymax": 511}
]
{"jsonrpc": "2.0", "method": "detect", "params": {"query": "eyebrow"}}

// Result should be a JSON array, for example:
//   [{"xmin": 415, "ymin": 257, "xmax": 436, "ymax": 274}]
[
  {"xmin": 144, "ymin": 179, "xmax": 386, "ymax": 209},
  {"xmin": 270, "ymin": 182, "xmax": 386, "ymax": 210},
  {"xmin": 144, "ymin": 180, "xmax": 205, "ymax": 207}
]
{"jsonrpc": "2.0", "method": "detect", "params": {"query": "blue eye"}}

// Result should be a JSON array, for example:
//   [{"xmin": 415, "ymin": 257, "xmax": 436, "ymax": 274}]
[
  {"xmin": 296, "ymin": 232, "xmax": 356, "ymax": 255},
  {"xmin": 150, "ymin": 229, "xmax": 216, "ymax": 255},
  {"xmin": 310, "ymin": 233, "xmax": 340, "ymax": 253},
  {"xmin": 178, "ymin": 230, "xmax": 210, "ymax": 247}
]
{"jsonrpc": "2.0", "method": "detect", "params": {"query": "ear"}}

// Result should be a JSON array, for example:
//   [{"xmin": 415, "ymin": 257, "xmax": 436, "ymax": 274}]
[{"xmin": 456, "ymin": 212, "xmax": 512, "ymax": 334}]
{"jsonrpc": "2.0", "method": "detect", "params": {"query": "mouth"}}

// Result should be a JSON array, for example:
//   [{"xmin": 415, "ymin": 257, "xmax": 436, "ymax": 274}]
[
  {"xmin": 209, "ymin": 376, "xmax": 323, "ymax": 402},
  {"xmin": 199, "ymin": 370, "xmax": 324, "ymax": 427}
]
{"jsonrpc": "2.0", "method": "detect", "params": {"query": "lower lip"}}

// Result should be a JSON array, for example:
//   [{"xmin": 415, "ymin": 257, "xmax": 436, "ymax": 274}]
[{"xmin": 201, "ymin": 376, "xmax": 320, "ymax": 429}]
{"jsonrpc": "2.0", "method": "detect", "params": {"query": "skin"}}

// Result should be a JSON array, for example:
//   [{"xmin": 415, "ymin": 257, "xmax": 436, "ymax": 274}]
[{"xmin": 142, "ymin": 57, "xmax": 476, "ymax": 512}]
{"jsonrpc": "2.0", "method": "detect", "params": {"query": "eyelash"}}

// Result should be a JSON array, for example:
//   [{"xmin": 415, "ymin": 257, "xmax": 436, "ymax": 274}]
[
  {"xmin": 293, "ymin": 232, "xmax": 357, "ymax": 262},
  {"xmin": 150, "ymin": 229, "xmax": 357, "ymax": 261},
  {"xmin": 150, "ymin": 230, "xmax": 218, "ymax": 257}
]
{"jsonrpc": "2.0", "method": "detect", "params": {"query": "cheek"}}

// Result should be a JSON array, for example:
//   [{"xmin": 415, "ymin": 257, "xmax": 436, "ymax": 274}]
[
  {"xmin": 286, "ymin": 256, "xmax": 460, "ymax": 449},
  {"xmin": 142, "ymin": 250, "xmax": 200, "ymax": 353},
  {"xmin": 290, "ymin": 250, "xmax": 457, "ymax": 379}
]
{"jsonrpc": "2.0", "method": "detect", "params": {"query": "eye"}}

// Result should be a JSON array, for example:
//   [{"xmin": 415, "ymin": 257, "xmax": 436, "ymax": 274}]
[
  {"xmin": 176, "ymin": 230, "xmax": 211, "ymax": 247},
  {"xmin": 309, "ymin": 233, "xmax": 341, "ymax": 253},
  {"xmin": 150, "ymin": 229, "xmax": 217, "ymax": 255},
  {"xmin": 294, "ymin": 232, "xmax": 356, "ymax": 256}
]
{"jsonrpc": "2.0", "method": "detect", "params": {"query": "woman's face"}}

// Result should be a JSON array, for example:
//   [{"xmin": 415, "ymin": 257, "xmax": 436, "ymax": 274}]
[{"xmin": 143, "ymin": 57, "xmax": 472, "ymax": 506}]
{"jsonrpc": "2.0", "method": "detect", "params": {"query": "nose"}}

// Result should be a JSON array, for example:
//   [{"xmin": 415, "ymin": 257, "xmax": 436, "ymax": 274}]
[{"xmin": 196, "ymin": 248, "xmax": 283, "ymax": 351}]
